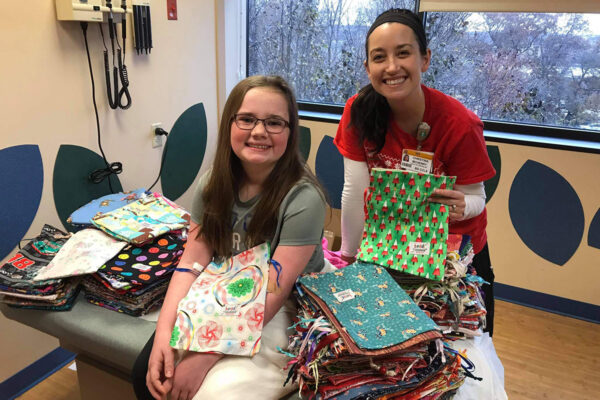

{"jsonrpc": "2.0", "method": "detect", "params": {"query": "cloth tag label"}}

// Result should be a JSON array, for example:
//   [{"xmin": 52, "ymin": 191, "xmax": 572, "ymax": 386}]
[
  {"xmin": 334, "ymin": 289, "xmax": 356, "ymax": 303},
  {"xmin": 223, "ymin": 304, "xmax": 240, "ymax": 315},
  {"xmin": 409, "ymin": 242, "xmax": 430, "ymax": 255}
]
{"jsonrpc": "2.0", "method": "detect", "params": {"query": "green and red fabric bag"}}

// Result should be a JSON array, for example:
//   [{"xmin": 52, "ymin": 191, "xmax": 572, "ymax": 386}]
[{"xmin": 357, "ymin": 168, "xmax": 456, "ymax": 281}]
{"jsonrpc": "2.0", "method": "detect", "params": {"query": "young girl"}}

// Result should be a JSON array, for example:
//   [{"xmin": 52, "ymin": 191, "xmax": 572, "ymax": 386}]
[
  {"xmin": 333, "ymin": 9, "xmax": 496, "ymax": 335},
  {"xmin": 132, "ymin": 75, "xmax": 326, "ymax": 400}
]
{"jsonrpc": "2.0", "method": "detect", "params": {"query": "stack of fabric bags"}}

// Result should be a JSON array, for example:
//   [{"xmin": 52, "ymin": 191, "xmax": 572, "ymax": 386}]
[
  {"xmin": 283, "ymin": 169, "xmax": 484, "ymax": 399},
  {"xmin": 283, "ymin": 262, "xmax": 467, "ymax": 399},
  {"xmin": 83, "ymin": 229, "xmax": 186, "ymax": 316},
  {"xmin": 67, "ymin": 188, "xmax": 148, "ymax": 230},
  {"xmin": 354, "ymin": 169, "xmax": 487, "ymax": 339},
  {"xmin": 388, "ymin": 234, "xmax": 487, "ymax": 339},
  {"xmin": 76, "ymin": 190, "xmax": 190, "ymax": 315},
  {"xmin": 1, "ymin": 190, "xmax": 190, "ymax": 317},
  {"xmin": 0, "ymin": 225, "xmax": 81, "ymax": 311}
]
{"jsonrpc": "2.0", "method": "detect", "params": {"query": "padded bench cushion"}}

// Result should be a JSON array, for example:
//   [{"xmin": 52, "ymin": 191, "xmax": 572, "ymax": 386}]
[
  {"xmin": 0, "ymin": 293, "xmax": 155, "ymax": 375},
  {"xmin": 1, "ymin": 296, "xmax": 506, "ymax": 400}
]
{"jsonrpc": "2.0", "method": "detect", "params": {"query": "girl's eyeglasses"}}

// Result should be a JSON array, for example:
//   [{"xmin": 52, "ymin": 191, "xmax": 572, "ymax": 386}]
[{"xmin": 233, "ymin": 114, "xmax": 289, "ymax": 134}]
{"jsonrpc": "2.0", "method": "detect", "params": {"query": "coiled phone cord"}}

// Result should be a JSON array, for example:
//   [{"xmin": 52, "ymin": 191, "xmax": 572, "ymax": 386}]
[{"xmin": 100, "ymin": 1, "xmax": 131, "ymax": 110}]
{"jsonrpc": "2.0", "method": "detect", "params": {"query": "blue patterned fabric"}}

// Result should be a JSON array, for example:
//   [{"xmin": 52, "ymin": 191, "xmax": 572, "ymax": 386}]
[
  {"xmin": 298, "ymin": 262, "xmax": 439, "ymax": 351},
  {"xmin": 68, "ymin": 188, "xmax": 148, "ymax": 227}
]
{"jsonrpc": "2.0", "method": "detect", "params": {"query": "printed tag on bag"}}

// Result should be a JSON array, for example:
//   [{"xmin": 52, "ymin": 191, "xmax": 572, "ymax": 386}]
[
  {"xmin": 409, "ymin": 242, "xmax": 430, "ymax": 255},
  {"xmin": 223, "ymin": 304, "xmax": 241, "ymax": 315},
  {"xmin": 333, "ymin": 289, "xmax": 356, "ymax": 302}
]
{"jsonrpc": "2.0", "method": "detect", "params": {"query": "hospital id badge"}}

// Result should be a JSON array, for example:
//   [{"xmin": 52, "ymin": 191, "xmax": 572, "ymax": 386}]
[{"xmin": 400, "ymin": 149, "xmax": 434, "ymax": 174}]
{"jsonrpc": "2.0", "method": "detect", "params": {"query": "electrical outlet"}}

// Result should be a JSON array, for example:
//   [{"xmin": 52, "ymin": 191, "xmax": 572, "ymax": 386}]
[{"xmin": 151, "ymin": 123, "xmax": 163, "ymax": 148}]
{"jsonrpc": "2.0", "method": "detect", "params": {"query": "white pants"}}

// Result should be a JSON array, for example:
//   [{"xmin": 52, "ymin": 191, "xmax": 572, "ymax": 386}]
[
  {"xmin": 187, "ymin": 260, "xmax": 335, "ymax": 399},
  {"xmin": 451, "ymin": 333, "xmax": 507, "ymax": 400},
  {"xmin": 190, "ymin": 300, "xmax": 298, "ymax": 400}
]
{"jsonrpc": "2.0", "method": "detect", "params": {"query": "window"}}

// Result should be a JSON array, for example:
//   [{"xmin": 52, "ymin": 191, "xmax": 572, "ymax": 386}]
[
  {"xmin": 247, "ymin": 0, "xmax": 418, "ymax": 105},
  {"xmin": 247, "ymin": 1, "xmax": 600, "ymax": 140},
  {"xmin": 424, "ymin": 12, "xmax": 600, "ymax": 134}
]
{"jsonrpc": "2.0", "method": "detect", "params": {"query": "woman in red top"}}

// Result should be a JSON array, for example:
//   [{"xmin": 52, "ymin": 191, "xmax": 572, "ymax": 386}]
[{"xmin": 333, "ymin": 8, "xmax": 497, "ymax": 335}]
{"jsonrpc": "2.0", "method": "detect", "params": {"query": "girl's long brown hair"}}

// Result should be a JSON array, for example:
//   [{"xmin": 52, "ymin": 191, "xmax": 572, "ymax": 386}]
[{"xmin": 200, "ymin": 75, "xmax": 323, "ymax": 258}]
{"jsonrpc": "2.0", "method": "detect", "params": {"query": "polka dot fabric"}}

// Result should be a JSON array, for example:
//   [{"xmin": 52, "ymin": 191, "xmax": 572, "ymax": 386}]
[{"xmin": 97, "ymin": 232, "xmax": 186, "ymax": 289}]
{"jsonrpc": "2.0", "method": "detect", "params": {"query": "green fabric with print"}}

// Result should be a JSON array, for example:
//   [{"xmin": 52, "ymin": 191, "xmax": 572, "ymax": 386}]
[{"xmin": 357, "ymin": 168, "xmax": 456, "ymax": 281}]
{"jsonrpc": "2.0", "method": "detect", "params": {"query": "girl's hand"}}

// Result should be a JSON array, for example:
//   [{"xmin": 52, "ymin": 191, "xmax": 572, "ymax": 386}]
[
  {"xmin": 146, "ymin": 335, "xmax": 175, "ymax": 400},
  {"xmin": 170, "ymin": 352, "xmax": 223, "ymax": 400},
  {"xmin": 428, "ymin": 189, "xmax": 465, "ymax": 222}
]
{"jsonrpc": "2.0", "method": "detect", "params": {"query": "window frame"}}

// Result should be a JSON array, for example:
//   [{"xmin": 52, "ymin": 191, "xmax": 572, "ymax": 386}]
[{"xmin": 240, "ymin": 2, "xmax": 600, "ymax": 149}]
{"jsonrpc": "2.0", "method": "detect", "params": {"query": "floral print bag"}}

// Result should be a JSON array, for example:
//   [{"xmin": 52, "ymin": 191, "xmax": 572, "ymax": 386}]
[{"xmin": 170, "ymin": 243, "xmax": 270, "ymax": 356}]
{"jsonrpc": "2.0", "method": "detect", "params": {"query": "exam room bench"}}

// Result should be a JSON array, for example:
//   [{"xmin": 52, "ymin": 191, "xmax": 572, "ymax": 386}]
[{"xmin": 1, "ymin": 294, "xmax": 301, "ymax": 399}]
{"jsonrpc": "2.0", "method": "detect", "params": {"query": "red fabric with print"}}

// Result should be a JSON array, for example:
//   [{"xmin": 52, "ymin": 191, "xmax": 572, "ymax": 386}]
[{"xmin": 334, "ymin": 85, "xmax": 495, "ymax": 253}]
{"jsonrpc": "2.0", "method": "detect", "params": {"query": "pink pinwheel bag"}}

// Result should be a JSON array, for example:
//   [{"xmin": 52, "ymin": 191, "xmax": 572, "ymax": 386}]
[{"xmin": 170, "ymin": 243, "xmax": 270, "ymax": 356}]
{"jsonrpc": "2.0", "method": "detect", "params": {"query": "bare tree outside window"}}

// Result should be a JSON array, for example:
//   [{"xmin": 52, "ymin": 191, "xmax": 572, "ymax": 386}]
[
  {"xmin": 248, "ymin": 0, "xmax": 416, "ymax": 104},
  {"xmin": 425, "ymin": 12, "xmax": 600, "ymax": 132},
  {"xmin": 248, "ymin": 1, "xmax": 600, "ymax": 134}
]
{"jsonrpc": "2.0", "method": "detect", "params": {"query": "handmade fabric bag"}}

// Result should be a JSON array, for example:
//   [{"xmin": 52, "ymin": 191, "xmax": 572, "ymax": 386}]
[
  {"xmin": 67, "ymin": 188, "xmax": 148, "ymax": 228},
  {"xmin": 297, "ymin": 261, "xmax": 441, "ymax": 355},
  {"xmin": 96, "ymin": 231, "xmax": 186, "ymax": 290},
  {"xmin": 34, "ymin": 229, "xmax": 127, "ymax": 281},
  {"xmin": 357, "ymin": 168, "xmax": 456, "ymax": 281},
  {"xmin": 92, "ymin": 193, "xmax": 190, "ymax": 245},
  {"xmin": 0, "ymin": 225, "xmax": 70, "ymax": 288},
  {"xmin": 170, "ymin": 242, "xmax": 271, "ymax": 356}
]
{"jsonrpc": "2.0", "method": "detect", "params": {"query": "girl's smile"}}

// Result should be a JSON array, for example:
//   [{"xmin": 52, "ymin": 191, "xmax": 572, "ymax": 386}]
[{"xmin": 230, "ymin": 87, "xmax": 290, "ymax": 174}]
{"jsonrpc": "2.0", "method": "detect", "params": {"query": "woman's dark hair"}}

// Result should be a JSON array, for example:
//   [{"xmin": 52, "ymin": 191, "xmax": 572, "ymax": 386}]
[
  {"xmin": 350, "ymin": 8, "xmax": 428, "ymax": 153},
  {"xmin": 199, "ymin": 75, "xmax": 323, "ymax": 258}
]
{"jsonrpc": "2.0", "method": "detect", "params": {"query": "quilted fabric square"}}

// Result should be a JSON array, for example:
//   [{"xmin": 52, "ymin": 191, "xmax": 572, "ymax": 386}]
[
  {"xmin": 357, "ymin": 169, "xmax": 456, "ymax": 281},
  {"xmin": 297, "ymin": 262, "xmax": 440, "ymax": 353},
  {"xmin": 170, "ymin": 243, "xmax": 270, "ymax": 356}
]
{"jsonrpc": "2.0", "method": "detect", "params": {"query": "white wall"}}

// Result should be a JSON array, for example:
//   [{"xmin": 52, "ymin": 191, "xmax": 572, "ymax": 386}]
[{"xmin": 0, "ymin": 0, "xmax": 218, "ymax": 381}]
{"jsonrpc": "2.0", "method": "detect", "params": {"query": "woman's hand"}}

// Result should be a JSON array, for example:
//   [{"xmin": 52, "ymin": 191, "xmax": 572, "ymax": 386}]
[
  {"xmin": 170, "ymin": 352, "xmax": 223, "ymax": 400},
  {"xmin": 146, "ymin": 333, "xmax": 176, "ymax": 400},
  {"xmin": 428, "ymin": 189, "xmax": 465, "ymax": 222}
]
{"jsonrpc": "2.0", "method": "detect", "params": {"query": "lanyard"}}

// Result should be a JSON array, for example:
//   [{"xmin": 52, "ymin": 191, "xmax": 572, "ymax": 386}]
[{"xmin": 416, "ymin": 122, "xmax": 431, "ymax": 151}]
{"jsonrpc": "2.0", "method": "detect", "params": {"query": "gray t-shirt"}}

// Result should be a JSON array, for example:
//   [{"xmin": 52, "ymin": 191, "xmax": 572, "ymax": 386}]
[{"xmin": 191, "ymin": 171, "xmax": 325, "ymax": 273}]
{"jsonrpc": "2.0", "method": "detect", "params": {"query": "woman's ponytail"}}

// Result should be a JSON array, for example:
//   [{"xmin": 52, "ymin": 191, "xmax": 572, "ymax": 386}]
[{"xmin": 350, "ymin": 83, "xmax": 390, "ymax": 153}]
